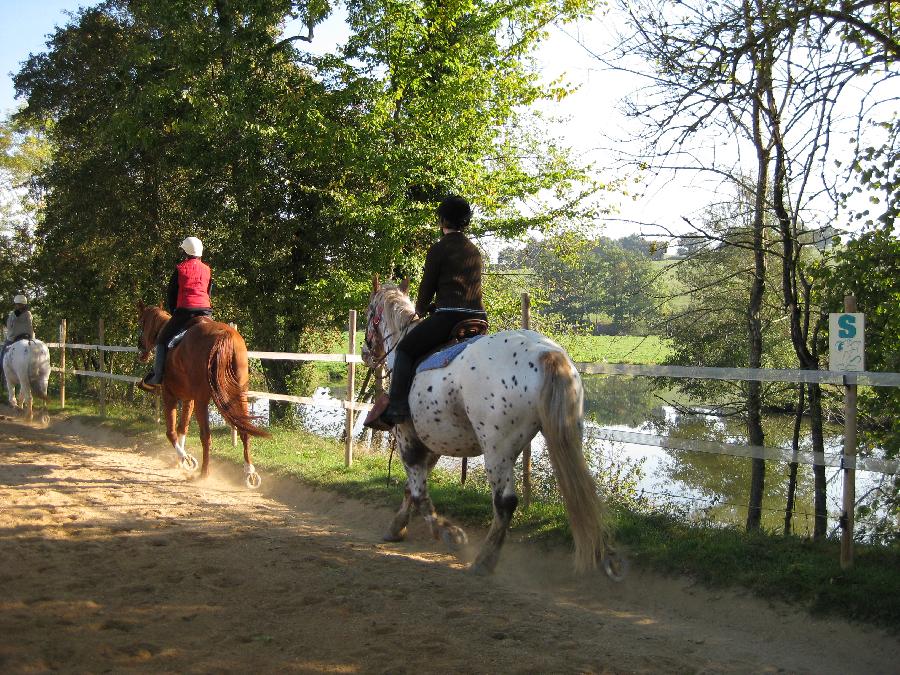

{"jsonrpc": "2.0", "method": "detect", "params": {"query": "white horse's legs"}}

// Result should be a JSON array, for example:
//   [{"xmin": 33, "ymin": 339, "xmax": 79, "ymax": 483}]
[
  {"xmin": 385, "ymin": 433, "xmax": 467, "ymax": 548},
  {"xmin": 470, "ymin": 439, "xmax": 521, "ymax": 575}
]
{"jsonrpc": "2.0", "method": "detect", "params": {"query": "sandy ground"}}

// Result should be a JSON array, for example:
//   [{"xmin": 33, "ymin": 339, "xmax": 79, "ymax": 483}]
[{"xmin": 0, "ymin": 414, "xmax": 898, "ymax": 674}]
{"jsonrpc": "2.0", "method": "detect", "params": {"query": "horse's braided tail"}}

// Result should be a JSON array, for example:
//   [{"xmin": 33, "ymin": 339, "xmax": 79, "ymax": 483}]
[
  {"xmin": 207, "ymin": 329, "xmax": 270, "ymax": 438},
  {"xmin": 538, "ymin": 349, "xmax": 609, "ymax": 573}
]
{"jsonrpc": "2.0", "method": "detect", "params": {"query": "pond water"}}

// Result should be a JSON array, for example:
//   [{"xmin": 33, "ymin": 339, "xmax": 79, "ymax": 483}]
[{"xmin": 211, "ymin": 375, "xmax": 888, "ymax": 537}]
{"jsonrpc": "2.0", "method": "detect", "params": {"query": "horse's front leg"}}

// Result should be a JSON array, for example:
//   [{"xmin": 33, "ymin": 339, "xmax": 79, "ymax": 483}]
[
  {"xmin": 193, "ymin": 401, "xmax": 212, "ymax": 480},
  {"xmin": 470, "ymin": 445, "xmax": 520, "ymax": 575},
  {"xmin": 390, "ymin": 433, "xmax": 467, "ymax": 549}
]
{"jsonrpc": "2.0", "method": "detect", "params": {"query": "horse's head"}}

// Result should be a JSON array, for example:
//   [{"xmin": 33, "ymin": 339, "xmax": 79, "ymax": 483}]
[
  {"xmin": 362, "ymin": 274, "xmax": 411, "ymax": 369},
  {"xmin": 136, "ymin": 300, "xmax": 169, "ymax": 363}
]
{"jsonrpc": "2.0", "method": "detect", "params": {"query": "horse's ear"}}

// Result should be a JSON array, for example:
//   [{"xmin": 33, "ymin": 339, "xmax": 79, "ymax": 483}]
[
  {"xmin": 400, "ymin": 277, "xmax": 410, "ymax": 294},
  {"xmin": 137, "ymin": 300, "xmax": 145, "ymax": 312},
  {"xmin": 157, "ymin": 301, "xmax": 163, "ymax": 309},
  {"xmin": 372, "ymin": 273, "xmax": 380, "ymax": 292}
]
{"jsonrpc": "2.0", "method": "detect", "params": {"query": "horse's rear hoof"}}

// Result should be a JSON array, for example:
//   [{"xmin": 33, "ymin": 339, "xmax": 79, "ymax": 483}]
[
  {"xmin": 440, "ymin": 526, "xmax": 468, "ymax": 550},
  {"xmin": 603, "ymin": 551, "xmax": 629, "ymax": 582},
  {"xmin": 179, "ymin": 454, "xmax": 199, "ymax": 472}
]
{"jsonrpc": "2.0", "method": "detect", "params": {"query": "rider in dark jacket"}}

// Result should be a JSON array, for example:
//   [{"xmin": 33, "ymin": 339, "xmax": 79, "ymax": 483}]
[
  {"xmin": 377, "ymin": 195, "xmax": 487, "ymax": 427},
  {"xmin": 139, "ymin": 237, "xmax": 213, "ymax": 390}
]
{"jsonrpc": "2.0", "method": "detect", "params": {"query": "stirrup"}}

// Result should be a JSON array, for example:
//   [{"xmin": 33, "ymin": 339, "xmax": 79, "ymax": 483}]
[
  {"xmin": 138, "ymin": 374, "xmax": 161, "ymax": 392},
  {"xmin": 364, "ymin": 394, "xmax": 392, "ymax": 431}
]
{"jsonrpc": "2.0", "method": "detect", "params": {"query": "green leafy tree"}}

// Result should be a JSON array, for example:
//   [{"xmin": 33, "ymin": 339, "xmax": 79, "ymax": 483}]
[
  {"xmin": 14, "ymin": 0, "xmax": 606, "ymax": 419},
  {"xmin": 819, "ymin": 228, "xmax": 899, "ymax": 544}
]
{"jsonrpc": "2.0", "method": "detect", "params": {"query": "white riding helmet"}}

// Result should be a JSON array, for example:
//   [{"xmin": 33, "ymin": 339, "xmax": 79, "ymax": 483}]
[
  {"xmin": 13, "ymin": 294, "xmax": 27, "ymax": 305},
  {"xmin": 180, "ymin": 236, "xmax": 204, "ymax": 257}
]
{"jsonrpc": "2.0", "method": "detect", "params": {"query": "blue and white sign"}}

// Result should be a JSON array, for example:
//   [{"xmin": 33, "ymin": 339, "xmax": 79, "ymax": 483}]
[{"xmin": 829, "ymin": 313, "xmax": 865, "ymax": 372}]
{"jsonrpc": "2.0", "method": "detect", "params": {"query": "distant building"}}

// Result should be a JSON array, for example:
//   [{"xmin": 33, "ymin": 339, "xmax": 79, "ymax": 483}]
[{"xmin": 798, "ymin": 224, "xmax": 841, "ymax": 251}]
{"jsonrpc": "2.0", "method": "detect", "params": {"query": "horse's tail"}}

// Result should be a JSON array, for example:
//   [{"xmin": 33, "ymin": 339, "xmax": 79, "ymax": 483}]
[
  {"xmin": 538, "ymin": 349, "xmax": 609, "ymax": 573},
  {"xmin": 207, "ymin": 329, "xmax": 270, "ymax": 438}
]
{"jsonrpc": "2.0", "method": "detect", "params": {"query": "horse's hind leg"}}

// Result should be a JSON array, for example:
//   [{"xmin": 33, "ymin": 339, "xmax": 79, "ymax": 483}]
[
  {"xmin": 240, "ymin": 431, "xmax": 261, "ymax": 488},
  {"xmin": 194, "ymin": 402, "xmax": 212, "ymax": 479},
  {"xmin": 470, "ymin": 444, "xmax": 520, "ymax": 575}
]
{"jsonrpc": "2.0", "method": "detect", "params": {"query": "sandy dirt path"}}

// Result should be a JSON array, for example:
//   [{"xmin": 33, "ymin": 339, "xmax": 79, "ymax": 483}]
[{"xmin": 0, "ymin": 415, "xmax": 897, "ymax": 674}]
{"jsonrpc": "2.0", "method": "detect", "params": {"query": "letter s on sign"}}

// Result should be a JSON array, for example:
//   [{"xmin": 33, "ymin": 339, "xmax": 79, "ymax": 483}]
[{"xmin": 838, "ymin": 314, "xmax": 856, "ymax": 339}]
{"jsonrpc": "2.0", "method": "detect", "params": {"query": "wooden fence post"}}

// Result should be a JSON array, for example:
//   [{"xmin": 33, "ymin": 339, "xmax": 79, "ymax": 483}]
[
  {"xmin": 98, "ymin": 318, "xmax": 106, "ymax": 417},
  {"xmin": 521, "ymin": 292, "xmax": 532, "ymax": 508},
  {"xmin": 229, "ymin": 322, "xmax": 238, "ymax": 447},
  {"xmin": 59, "ymin": 319, "xmax": 67, "ymax": 409},
  {"xmin": 345, "ymin": 309, "xmax": 357, "ymax": 467},
  {"xmin": 840, "ymin": 294, "xmax": 859, "ymax": 569}
]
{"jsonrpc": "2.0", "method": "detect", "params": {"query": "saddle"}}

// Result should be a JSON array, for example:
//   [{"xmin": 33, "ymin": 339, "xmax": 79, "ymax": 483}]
[
  {"xmin": 167, "ymin": 316, "xmax": 213, "ymax": 349},
  {"xmin": 448, "ymin": 318, "xmax": 489, "ymax": 343}
]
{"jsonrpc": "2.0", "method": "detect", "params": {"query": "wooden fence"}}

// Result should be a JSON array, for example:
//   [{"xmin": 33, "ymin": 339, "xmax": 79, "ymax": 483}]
[{"xmin": 42, "ymin": 299, "xmax": 900, "ymax": 570}]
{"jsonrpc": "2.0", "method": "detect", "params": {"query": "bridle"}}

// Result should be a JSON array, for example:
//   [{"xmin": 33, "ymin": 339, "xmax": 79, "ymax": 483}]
[{"xmin": 363, "ymin": 293, "xmax": 413, "ymax": 373}]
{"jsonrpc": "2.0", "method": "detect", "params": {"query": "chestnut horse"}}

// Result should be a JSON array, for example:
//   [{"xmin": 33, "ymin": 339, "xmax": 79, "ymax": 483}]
[{"xmin": 137, "ymin": 301, "xmax": 269, "ymax": 487}]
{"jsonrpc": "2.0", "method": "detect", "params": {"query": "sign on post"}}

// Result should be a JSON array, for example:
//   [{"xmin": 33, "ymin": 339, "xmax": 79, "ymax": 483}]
[{"xmin": 829, "ymin": 313, "xmax": 864, "ymax": 372}]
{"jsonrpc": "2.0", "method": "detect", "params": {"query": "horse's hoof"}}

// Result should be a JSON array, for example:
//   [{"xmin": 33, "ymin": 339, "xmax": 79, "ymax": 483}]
[
  {"xmin": 382, "ymin": 531, "xmax": 406, "ymax": 543},
  {"xmin": 179, "ymin": 454, "xmax": 199, "ymax": 472},
  {"xmin": 441, "ymin": 527, "xmax": 468, "ymax": 550},
  {"xmin": 40, "ymin": 413, "xmax": 50, "ymax": 425},
  {"xmin": 245, "ymin": 472, "xmax": 262, "ymax": 489},
  {"xmin": 602, "ymin": 551, "xmax": 629, "ymax": 582}
]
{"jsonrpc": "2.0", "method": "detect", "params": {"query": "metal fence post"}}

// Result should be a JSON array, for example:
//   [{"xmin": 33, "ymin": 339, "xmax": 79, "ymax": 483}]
[
  {"xmin": 521, "ymin": 292, "xmax": 532, "ymax": 508},
  {"xmin": 840, "ymin": 294, "xmax": 858, "ymax": 569},
  {"xmin": 345, "ymin": 309, "xmax": 357, "ymax": 467},
  {"xmin": 59, "ymin": 319, "xmax": 67, "ymax": 409}
]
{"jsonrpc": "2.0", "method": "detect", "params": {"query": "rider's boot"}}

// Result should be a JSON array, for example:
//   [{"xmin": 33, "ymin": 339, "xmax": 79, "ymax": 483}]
[
  {"xmin": 139, "ymin": 345, "xmax": 166, "ymax": 391},
  {"xmin": 378, "ymin": 350, "xmax": 413, "ymax": 427}
]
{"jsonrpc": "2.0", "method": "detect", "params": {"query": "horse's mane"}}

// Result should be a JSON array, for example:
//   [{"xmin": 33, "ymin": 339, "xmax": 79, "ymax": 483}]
[
  {"xmin": 377, "ymin": 284, "xmax": 418, "ymax": 341},
  {"xmin": 141, "ymin": 305, "xmax": 171, "ymax": 344}
]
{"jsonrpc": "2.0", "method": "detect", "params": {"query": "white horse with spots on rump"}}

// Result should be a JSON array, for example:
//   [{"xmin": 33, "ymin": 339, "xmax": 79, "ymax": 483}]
[
  {"xmin": 363, "ymin": 278, "xmax": 625, "ymax": 578},
  {"xmin": 3, "ymin": 338, "xmax": 51, "ymax": 420}
]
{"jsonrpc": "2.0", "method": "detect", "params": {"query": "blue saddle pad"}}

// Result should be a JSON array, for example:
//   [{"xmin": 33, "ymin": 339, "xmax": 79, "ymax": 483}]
[{"xmin": 416, "ymin": 335, "xmax": 484, "ymax": 373}]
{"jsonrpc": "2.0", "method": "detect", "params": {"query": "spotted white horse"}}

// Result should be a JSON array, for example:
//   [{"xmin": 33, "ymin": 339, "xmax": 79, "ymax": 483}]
[
  {"xmin": 362, "ymin": 278, "xmax": 625, "ymax": 578},
  {"xmin": 3, "ymin": 338, "xmax": 51, "ymax": 421}
]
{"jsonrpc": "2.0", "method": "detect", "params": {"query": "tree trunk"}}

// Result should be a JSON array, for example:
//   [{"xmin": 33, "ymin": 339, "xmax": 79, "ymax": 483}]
[
  {"xmin": 784, "ymin": 384, "xmax": 804, "ymax": 536},
  {"xmin": 743, "ymin": 0, "xmax": 770, "ymax": 532}
]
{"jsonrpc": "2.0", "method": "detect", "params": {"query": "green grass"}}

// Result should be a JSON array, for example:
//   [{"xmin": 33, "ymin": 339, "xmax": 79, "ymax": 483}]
[
  {"xmin": 45, "ymin": 393, "xmax": 900, "ymax": 630},
  {"xmin": 557, "ymin": 334, "xmax": 672, "ymax": 364}
]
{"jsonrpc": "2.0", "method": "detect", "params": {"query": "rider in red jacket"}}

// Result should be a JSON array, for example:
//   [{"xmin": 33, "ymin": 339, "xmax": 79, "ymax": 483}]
[{"xmin": 140, "ymin": 237, "xmax": 212, "ymax": 389}]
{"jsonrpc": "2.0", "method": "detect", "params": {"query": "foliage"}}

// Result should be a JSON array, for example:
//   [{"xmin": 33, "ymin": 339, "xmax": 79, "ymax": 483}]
[
  {"xmin": 11, "ymin": 0, "xmax": 606, "ymax": 415},
  {"xmin": 0, "ymin": 115, "xmax": 50, "ymax": 319},
  {"xmin": 818, "ymin": 227, "xmax": 900, "ymax": 544},
  {"xmin": 496, "ymin": 232, "xmax": 660, "ymax": 333}
]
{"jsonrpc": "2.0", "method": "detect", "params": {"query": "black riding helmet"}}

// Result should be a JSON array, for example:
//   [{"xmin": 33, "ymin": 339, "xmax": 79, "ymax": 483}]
[{"xmin": 437, "ymin": 195, "xmax": 472, "ymax": 231}]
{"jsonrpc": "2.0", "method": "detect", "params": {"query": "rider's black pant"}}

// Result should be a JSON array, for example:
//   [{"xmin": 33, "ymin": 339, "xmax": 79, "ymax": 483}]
[
  {"xmin": 388, "ymin": 310, "xmax": 487, "ymax": 404},
  {"xmin": 156, "ymin": 308, "xmax": 212, "ymax": 347}
]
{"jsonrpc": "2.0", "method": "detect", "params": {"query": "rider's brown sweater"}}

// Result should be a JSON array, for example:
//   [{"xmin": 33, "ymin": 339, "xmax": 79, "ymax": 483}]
[{"xmin": 415, "ymin": 231, "xmax": 485, "ymax": 317}]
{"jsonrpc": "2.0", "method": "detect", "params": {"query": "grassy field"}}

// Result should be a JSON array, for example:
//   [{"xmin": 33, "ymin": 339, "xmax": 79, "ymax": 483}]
[
  {"xmin": 45, "ymin": 394, "xmax": 900, "ymax": 630},
  {"xmin": 323, "ymin": 331, "xmax": 672, "ymax": 365},
  {"xmin": 556, "ymin": 334, "xmax": 671, "ymax": 364}
]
